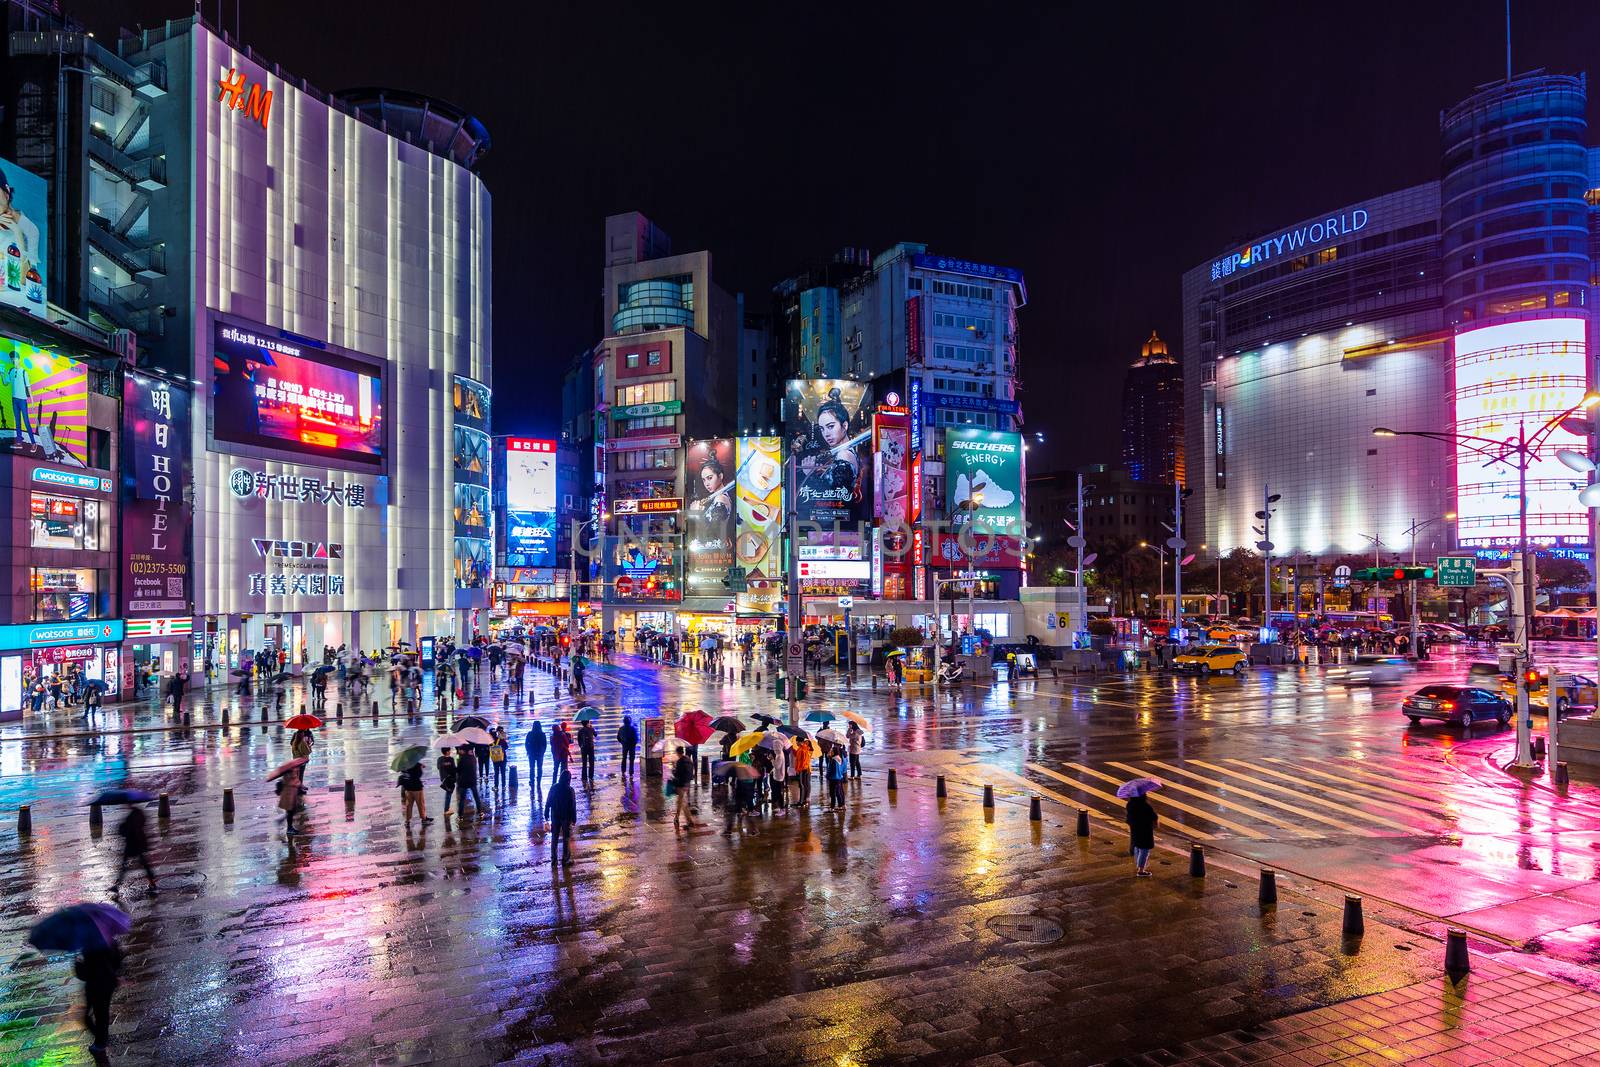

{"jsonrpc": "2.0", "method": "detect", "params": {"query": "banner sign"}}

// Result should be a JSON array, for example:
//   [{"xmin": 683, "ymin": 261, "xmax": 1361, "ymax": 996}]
[
  {"xmin": 121, "ymin": 370, "xmax": 193, "ymax": 617},
  {"xmin": 735, "ymin": 436, "xmax": 783, "ymax": 585},
  {"xmin": 614, "ymin": 400, "xmax": 683, "ymax": 420}
]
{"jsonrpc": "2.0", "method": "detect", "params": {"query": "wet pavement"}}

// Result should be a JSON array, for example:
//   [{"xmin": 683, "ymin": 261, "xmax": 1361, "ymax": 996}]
[{"xmin": 4, "ymin": 645, "xmax": 1600, "ymax": 1064}]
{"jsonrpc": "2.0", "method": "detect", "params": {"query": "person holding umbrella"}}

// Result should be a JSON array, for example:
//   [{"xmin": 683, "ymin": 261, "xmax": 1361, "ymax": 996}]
[
  {"xmin": 28, "ymin": 903, "xmax": 131, "ymax": 1064},
  {"xmin": 290, "ymin": 724, "xmax": 315, "ymax": 767},
  {"xmin": 670, "ymin": 744, "xmax": 701, "ymax": 830},
  {"xmin": 454, "ymin": 740, "xmax": 487, "ymax": 819},
  {"xmin": 846, "ymin": 720, "xmax": 865, "ymax": 779},
  {"xmin": 436, "ymin": 745, "xmax": 458, "ymax": 816},
  {"xmin": 271, "ymin": 759, "xmax": 308, "ymax": 837},
  {"xmin": 543, "ymin": 767, "xmax": 578, "ymax": 865},
  {"xmin": 1119, "ymin": 778, "xmax": 1162, "ymax": 877},
  {"xmin": 576, "ymin": 716, "xmax": 597, "ymax": 786},
  {"xmin": 394, "ymin": 747, "xmax": 434, "ymax": 827},
  {"xmin": 525, "ymin": 722, "xmax": 547, "ymax": 794},
  {"xmin": 107, "ymin": 793, "xmax": 157, "ymax": 897},
  {"xmin": 489, "ymin": 726, "xmax": 509, "ymax": 795},
  {"xmin": 616, "ymin": 716, "xmax": 639, "ymax": 777}
]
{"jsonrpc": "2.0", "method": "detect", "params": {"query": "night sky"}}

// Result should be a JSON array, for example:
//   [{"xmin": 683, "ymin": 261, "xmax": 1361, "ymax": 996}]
[{"xmin": 74, "ymin": 1, "xmax": 1600, "ymax": 472}]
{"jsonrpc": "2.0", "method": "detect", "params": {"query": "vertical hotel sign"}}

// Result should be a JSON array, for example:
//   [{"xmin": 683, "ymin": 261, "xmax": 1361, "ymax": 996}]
[
  {"xmin": 905, "ymin": 296, "xmax": 923, "ymax": 367},
  {"xmin": 121, "ymin": 370, "xmax": 192, "ymax": 616}
]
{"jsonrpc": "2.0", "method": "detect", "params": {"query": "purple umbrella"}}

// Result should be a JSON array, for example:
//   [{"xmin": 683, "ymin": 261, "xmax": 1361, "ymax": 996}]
[
  {"xmin": 28, "ymin": 903, "xmax": 131, "ymax": 953},
  {"xmin": 1116, "ymin": 778, "xmax": 1163, "ymax": 799}
]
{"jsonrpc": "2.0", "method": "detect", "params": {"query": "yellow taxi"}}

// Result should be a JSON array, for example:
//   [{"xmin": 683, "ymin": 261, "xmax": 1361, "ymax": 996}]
[
  {"xmin": 1501, "ymin": 670, "xmax": 1598, "ymax": 716},
  {"xmin": 1207, "ymin": 626, "xmax": 1255, "ymax": 645},
  {"xmin": 1174, "ymin": 644, "xmax": 1248, "ymax": 676}
]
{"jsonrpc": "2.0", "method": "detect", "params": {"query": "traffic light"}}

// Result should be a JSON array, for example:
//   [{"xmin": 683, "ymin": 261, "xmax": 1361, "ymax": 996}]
[{"xmin": 1353, "ymin": 566, "xmax": 1436, "ymax": 582}]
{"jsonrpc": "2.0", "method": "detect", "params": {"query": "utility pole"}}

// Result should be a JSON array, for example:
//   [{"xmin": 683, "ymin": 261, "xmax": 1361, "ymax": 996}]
[
  {"xmin": 1067, "ymin": 472, "xmax": 1087, "ymax": 639},
  {"xmin": 1516, "ymin": 420, "xmax": 1535, "ymax": 767}
]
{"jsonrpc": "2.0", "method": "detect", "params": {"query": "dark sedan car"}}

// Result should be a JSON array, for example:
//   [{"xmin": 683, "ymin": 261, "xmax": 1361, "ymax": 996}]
[{"xmin": 1402, "ymin": 684, "xmax": 1510, "ymax": 728}]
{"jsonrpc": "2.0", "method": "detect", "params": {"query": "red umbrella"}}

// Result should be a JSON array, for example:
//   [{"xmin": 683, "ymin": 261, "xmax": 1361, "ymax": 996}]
[
  {"xmin": 285, "ymin": 714, "xmax": 323, "ymax": 730},
  {"xmin": 674, "ymin": 710, "xmax": 715, "ymax": 746}
]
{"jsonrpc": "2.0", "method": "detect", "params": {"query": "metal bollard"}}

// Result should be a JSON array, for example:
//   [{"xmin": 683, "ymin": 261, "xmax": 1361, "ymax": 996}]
[
  {"xmin": 1258, "ymin": 868, "xmax": 1278, "ymax": 907},
  {"xmin": 701, "ymin": 755, "xmax": 711, "ymax": 779},
  {"xmin": 936, "ymin": 775, "xmax": 947, "ymax": 799},
  {"xmin": 872, "ymin": 675, "xmax": 877, "ymax": 689},
  {"xmin": 1555, "ymin": 761, "xmax": 1570, "ymax": 787},
  {"xmin": 1029, "ymin": 795, "xmax": 1042, "ymax": 821},
  {"xmin": 982, "ymin": 784, "xmax": 994, "ymax": 809},
  {"xmin": 344, "ymin": 779, "xmax": 356, "ymax": 805},
  {"xmin": 1342, "ymin": 895, "xmax": 1364, "ymax": 938},
  {"xmin": 1445, "ymin": 929, "xmax": 1471, "ymax": 975},
  {"xmin": 1189, "ymin": 844, "xmax": 1206, "ymax": 877},
  {"xmin": 158, "ymin": 793, "xmax": 171, "ymax": 820},
  {"xmin": 17, "ymin": 804, "xmax": 31, "ymax": 835},
  {"xmin": 222, "ymin": 788, "xmax": 235, "ymax": 815},
  {"xmin": 887, "ymin": 768, "xmax": 898, "ymax": 791},
  {"xmin": 1076, "ymin": 809, "xmax": 1090, "ymax": 836},
  {"xmin": 372, "ymin": 700, "xmax": 379, "ymax": 715},
  {"xmin": 222, "ymin": 707, "xmax": 231, "ymax": 724},
  {"xmin": 299, "ymin": 704, "xmax": 306, "ymax": 716},
  {"xmin": 89, "ymin": 801, "xmax": 103, "ymax": 829},
  {"xmin": 336, "ymin": 702, "xmax": 344, "ymax": 721},
  {"xmin": 504, "ymin": 693, "xmax": 510, "ymax": 708},
  {"xmin": 1534, "ymin": 736, "xmax": 1547, "ymax": 759}
]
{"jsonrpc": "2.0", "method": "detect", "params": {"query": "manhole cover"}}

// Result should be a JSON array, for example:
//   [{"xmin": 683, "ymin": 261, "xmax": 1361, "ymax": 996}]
[{"xmin": 986, "ymin": 914, "xmax": 1064, "ymax": 944}]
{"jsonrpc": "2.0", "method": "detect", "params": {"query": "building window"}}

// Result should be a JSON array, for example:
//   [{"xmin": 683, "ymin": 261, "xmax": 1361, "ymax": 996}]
[
  {"xmin": 32, "ymin": 567, "xmax": 100, "ymax": 621},
  {"xmin": 647, "ymin": 349, "xmax": 662, "ymax": 366},
  {"xmin": 907, "ymin": 277, "xmax": 923, "ymax": 291},
  {"xmin": 31, "ymin": 494, "xmax": 101, "ymax": 550},
  {"xmin": 625, "ymin": 353, "xmax": 640, "ymax": 368},
  {"xmin": 616, "ymin": 381, "xmax": 676, "ymax": 406},
  {"xmin": 614, "ymin": 448, "xmax": 677, "ymax": 472}
]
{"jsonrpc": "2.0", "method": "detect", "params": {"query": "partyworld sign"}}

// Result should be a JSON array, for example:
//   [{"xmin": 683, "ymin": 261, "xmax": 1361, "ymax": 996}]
[{"xmin": 1210, "ymin": 207, "xmax": 1370, "ymax": 280}]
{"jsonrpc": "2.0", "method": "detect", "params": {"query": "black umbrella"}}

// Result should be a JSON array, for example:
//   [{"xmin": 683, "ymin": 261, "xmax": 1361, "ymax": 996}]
[
  {"xmin": 271, "ymin": 672, "xmax": 293, "ymax": 684},
  {"xmin": 230, "ymin": 669, "xmax": 252, "ymax": 678},
  {"xmin": 311, "ymin": 665, "xmax": 334, "ymax": 677},
  {"xmin": 774, "ymin": 724, "xmax": 809, "ymax": 739},
  {"xmin": 82, "ymin": 679, "xmax": 109, "ymax": 693},
  {"xmin": 751, "ymin": 713, "xmax": 781, "ymax": 726},
  {"xmin": 709, "ymin": 716, "xmax": 745, "ymax": 733},
  {"xmin": 89, "ymin": 789, "xmax": 155, "ymax": 805},
  {"xmin": 454, "ymin": 715, "xmax": 490, "ymax": 731}
]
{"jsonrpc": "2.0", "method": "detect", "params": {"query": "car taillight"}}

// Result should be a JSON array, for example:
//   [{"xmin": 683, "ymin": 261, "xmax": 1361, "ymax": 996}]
[{"xmin": 1439, "ymin": 701, "xmax": 1455, "ymax": 710}]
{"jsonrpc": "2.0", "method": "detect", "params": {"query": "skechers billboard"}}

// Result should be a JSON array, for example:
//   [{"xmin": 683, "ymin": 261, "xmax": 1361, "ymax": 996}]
[
  {"xmin": 944, "ymin": 427, "xmax": 1024, "ymax": 537},
  {"xmin": 783, "ymin": 378, "xmax": 871, "ymax": 524},
  {"xmin": 212, "ymin": 321, "xmax": 384, "ymax": 465}
]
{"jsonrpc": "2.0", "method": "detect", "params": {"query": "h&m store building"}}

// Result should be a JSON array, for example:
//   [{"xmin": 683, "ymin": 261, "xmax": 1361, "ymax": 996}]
[
  {"xmin": 116, "ymin": 20, "xmax": 494, "ymax": 678},
  {"xmin": 1186, "ymin": 72, "xmax": 1600, "ymax": 565}
]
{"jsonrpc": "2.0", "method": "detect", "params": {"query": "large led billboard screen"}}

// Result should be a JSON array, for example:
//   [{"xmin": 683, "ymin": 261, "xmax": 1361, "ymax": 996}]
[
  {"xmin": 944, "ymin": 427, "xmax": 1024, "ymax": 537},
  {"xmin": 1, "ymin": 336, "xmax": 89, "ymax": 465},
  {"xmin": 213, "ymin": 322, "xmax": 384, "ymax": 465},
  {"xmin": 686, "ymin": 438, "xmax": 736, "ymax": 587},
  {"xmin": 784, "ymin": 379, "xmax": 871, "ymax": 523},
  {"xmin": 0, "ymin": 157, "xmax": 48, "ymax": 316},
  {"xmin": 505, "ymin": 437, "xmax": 556, "ymax": 511},
  {"xmin": 1453, "ymin": 318, "xmax": 1588, "ymax": 547}
]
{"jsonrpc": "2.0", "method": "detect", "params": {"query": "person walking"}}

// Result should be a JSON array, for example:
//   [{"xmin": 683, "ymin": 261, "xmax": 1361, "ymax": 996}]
[
  {"xmin": 846, "ymin": 721, "xmax": 864, "ymax": 779},
  {"xmin": 398, "ymin": 759, "xmax": 433, "ymax": 827},
  {"xmin": 454, "ymin": 744, "xmax": 486, "ymax": 818},
  {"xmin": 110, "ymin": 804, "xmax": 157, "ymax": 897},
  {"xmin": 670, "ymin": 746, "xmax": 701, "ymax": 830},
  {"xmin": 1125, "ymin": 788, "xmax": 1159, "ymax": 877},
  {"xmin": 76, "ymin": 942, "xmax": 123, "ymax": 1064},
  {"xmin": 489, "ymin": 727, "xmax": 509, "ymax": 795},
  {"xmin": 290, "ymin": 727, "xmax": 315, "ymax": 767},
  {"xmin": 277, "ymin": 763, "xmax": 306, "ymax": 836},
  {"xmin": 544, "ymin": 767, "xmax": 578, "ymax": 865},
  {"xmin": 616, "ymin": 717, "xmax": 639, "ymax": 777},
  {"xmin": 551, "ymin": 722, "xmax": 572, "ymax": 777},
  {"xmin": 436, "ymin": 747, "xmax": 458, "ymax": 816},
  {"xmin": 576, "ymin": 719, "xmax": 597, "ymax": 786},
  {"xmin": 525, "ymin": 722, "xmax": 547, "ymax": 793}
]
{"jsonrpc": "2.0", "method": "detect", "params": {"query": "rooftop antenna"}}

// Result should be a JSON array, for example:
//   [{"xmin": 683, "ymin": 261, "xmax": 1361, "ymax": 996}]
[{"xmin": 1505, "ymin": 0, "xmax": 1512, "ymax": 81}]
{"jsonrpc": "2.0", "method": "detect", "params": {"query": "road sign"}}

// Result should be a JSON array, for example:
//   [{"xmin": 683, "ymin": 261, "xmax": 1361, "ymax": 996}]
[
  {"xmin": 1333, "ymin": 564, "xmax": 1350, "ymax": 590},
  {"xmin": 1166, "ymin": 537, "xmax": 1186, "ymax": 551},
  {"xmin": 1437, "ymin": 555, "xmax": 1476, "ymax": 588},
  {"xmin": 838, "ymin": 595, "xmax": 854, "ymax": 610},
  {"xmin": 614, "ymin": 575, "xmax": 633, "ymax": 597}
]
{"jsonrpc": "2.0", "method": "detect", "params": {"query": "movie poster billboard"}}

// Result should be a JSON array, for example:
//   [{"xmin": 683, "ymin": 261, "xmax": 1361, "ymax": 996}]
[
  {"xmin": 122, "ymin": 370, "xmax": 193, "ymax": 616},
  {"xmin": 733, "ymin": 436, "xmax": 782, "ymax": 611},
  {"xmin": 685, "ymin": 438, "xmax": 736, "ymax": 588},
  {"xmin": 451, "ymin": 374, "xmax": 492, "ymax": 591},
  {"xmin": 1, "ymin": 336, "xmax": 89, "ymax": 464},
  {"xmin": 212, "ymin": 321, "xmax": 384, "ymax": 465},
  {"xmin": 944, "ymin": 427, "xmax": 1024, "ymax": 536},
  {"xmin": 873, "ymin": 409, "xmax": 910, "ymax": 598},
  {"xmin": 784, "ymin": 378, "xmax": 871, "ymax": 524},
  {"xmin": 0, "ymin": 157, "xmax": 48, "ymax": 315}
]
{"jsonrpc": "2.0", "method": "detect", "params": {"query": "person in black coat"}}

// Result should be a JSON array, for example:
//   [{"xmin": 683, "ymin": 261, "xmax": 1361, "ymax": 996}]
[
  {"xmin": 1125, "ymin": 792, "xmax": 1158, "ymax": 877},
  {"xmin": 111, "ymin": 805, "xmax": 156, "ymax": 896},
  {"xmin": 543, "ymin": 768, "xmax": 578, "ymax": 865},
  {"xmin": 576, "ymin": 721, "xmax": 597, "ymax": 786},
  {"xmin": 616, "ymin": 718, "xmax": 639, "ymax": 777},
  {"xmin": 436, "ymin": 749, "xmax": 458, "ymax": 817},
  {"xmin": 525, "ymin": 723, "xmax": 547, "ymax": 793},
  {"xmin": 76, "ymin": 943, "xmax": 123, "ymax": 1062}
]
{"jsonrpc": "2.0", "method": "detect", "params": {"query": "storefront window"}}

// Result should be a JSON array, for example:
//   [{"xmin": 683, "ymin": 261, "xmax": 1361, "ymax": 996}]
[
  {"xmin": 31, "ymin": 567, "xmax": 100, "ymax": 621},
  {"xmin": 30, "ymin": 493, "xmax": 101, "ymax": 550}
]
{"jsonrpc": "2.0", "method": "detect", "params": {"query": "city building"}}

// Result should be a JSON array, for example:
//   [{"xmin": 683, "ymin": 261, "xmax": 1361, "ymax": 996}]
[
  {"xmin": 1121, "ymin": 331, "xmax": 1185, "ymax": 485},
  {"xmin": 0, "ymin": 5, "xmax": 494, "ymax": 697},
  {"xmin": 1184, "ymin": 71, "xmax": 1597, "ymax": 566}
]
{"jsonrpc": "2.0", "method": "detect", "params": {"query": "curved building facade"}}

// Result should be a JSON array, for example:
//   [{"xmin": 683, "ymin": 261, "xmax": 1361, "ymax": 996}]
[{"xmin": 1185, "ymin": 71, "xmax": 1599, "ymax": 564}]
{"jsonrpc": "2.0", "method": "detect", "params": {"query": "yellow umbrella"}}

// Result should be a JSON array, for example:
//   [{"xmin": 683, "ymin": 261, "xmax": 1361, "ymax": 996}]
[
  {"xmin": 840, "ymin": 711, "xmax": 870, "ymax": 731},
  {"xmin": 729, "ymin": 731, "xmax": 765, "ymax": 757}
]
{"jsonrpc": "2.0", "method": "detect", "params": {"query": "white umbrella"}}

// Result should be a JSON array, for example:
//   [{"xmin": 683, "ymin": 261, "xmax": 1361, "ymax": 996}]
[
  {"xmin": 815, "ymin": 728, "xmax": 842, "ymax": 745},
  {"xmin": 457, "ymin": 727, "xmax": 494, "ymax": 746},
  {"xmin": 651, "ymin": 737, "xmax": 689, "ymax": 754},
  {"xmin": 432, "ymin": 732, "xmax": 467, "ymax": 749}
]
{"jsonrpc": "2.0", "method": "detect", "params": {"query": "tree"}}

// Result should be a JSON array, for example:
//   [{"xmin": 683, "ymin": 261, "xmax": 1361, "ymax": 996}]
[
  {"xmin": 1537, "ymin": 557, "xmax": 1591, "ymax": 591},
  {"xmin": 889, "ymin": 626, "xmax": 924, "ymax": 649},
  {"xmin": 1219, "ymin": 548, "xmax": 1262, "ymax": 606}
]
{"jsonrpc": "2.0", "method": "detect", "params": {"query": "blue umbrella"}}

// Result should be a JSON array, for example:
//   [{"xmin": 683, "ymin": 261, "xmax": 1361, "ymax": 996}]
[
  {"xmin": 1116, "ymin": 778, "xmax": 1163, "ymax": 799},
  {"xmin": 804, "ymin": 710, "xmax": 836, "ymax": 725},
  {"xmin": 574, "ymin": 706, "xmax": 601, "ymax": 722},
  {"xmin": 82, "ymin": 679, "xmax": 109, "ymax": 693},
  {"xmin": 28, "ymin": 903, "xmax": 131, "ymax": 953},
  {"xmin": 466, "ymin": 646, "xmax": 483, "ymax": 660},
  {"xmin": 89, "ymin": 789, "xmax": 155, "ymax": 806}
]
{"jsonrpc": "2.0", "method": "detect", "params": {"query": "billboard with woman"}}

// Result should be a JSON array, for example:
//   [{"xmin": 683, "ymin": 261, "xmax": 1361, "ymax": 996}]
[
  {"xmin": 784, "ymin": 379, "xmax": 871, "ymax": 524},
  {"xmin": 685, "ymin": 438, "xmax": 736, "ymax": 586}
]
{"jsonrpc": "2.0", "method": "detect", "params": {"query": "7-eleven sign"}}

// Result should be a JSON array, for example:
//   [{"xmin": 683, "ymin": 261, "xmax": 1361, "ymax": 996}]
[{"xmin": 126, "ymin": 617, "xmax": 194, "ymax": 638}]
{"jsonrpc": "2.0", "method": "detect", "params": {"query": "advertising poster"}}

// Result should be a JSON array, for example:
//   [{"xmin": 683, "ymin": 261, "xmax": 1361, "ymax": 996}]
[
  {"xmin": 944, "ymin": 427, "xmax": 1024, "ymax": 535},
  {"xmin": 505, "ymin": 510, "xmax": 556, "ymax": 568},
  {"xmin": 685, "ymin": 438, "xmax": 736, "ymax": 587},
  {"xmin": 452, "ymin": 374, "xmax": 492, "ymax": 593},
  {"xmin": 0, "ymin": 157, "xmax": 47, "ymax": 314},
  {"xmin": 784, "ymin": 379, "xmax": 871, "ymax": 524},
  {"xmin": 122, "ymin": 370, "xmax": 193, "ymax": 616},
  {"xmin": 734, "ymin": 436, "xmax": 782, "ymax": 581},
  {"xmin": 607, "ymin": 535, "xmax": 680, "ymax": 601},
  {"xmin": 933, "ymin": 531, "xmax": 1026, "ymax": 570},
  {"xmin": 212, "ymin": 322, "xmax": 384, "ymax": 464},
  {"xmin": 0, "ymin": 336, "xmax": 89, "ymax": 464},
  {"xmin": 506, "ymin": 437, "xmax": 557, "ymax": 567}
]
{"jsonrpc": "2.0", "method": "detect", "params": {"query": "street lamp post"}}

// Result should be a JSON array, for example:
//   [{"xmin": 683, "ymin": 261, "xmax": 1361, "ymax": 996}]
[
  {"xmin": 1254, "ymin": 488, "xmax": 1281, "ymax": 638},
  {"xmin": 1375, "ymin": 392, "xmax": 1599, "ymax": 768}
]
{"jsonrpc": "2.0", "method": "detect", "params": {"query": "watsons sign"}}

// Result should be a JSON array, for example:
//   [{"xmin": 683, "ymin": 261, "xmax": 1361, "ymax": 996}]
[{"xmin": 1210, "ymin": 208, "xmax": 1369, "ymax": 280}]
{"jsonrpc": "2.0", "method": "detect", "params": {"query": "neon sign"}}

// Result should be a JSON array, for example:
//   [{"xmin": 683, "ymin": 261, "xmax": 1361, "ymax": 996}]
[
  {"xmin": 1211, "ymin": 208, "xmax": 1368, "ymax": 279},
  {"xmin": 217, "ymin": 68, "xmax": 272, "ymax": 130}
]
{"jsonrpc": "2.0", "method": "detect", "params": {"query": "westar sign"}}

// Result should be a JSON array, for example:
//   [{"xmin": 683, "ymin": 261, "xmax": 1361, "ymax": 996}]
[{"xmin": 1210, "ymin": 208, "xmax": 1369, "ymax": 279}]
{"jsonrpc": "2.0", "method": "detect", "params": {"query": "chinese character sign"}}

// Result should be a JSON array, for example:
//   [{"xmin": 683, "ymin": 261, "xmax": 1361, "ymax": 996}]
[{"xmin": 122, "ymin": 370, "xmax": 193, "ymax": 616}]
